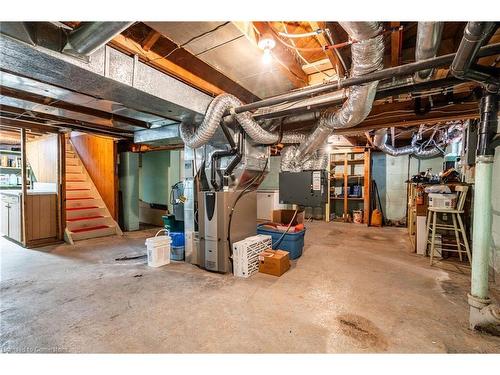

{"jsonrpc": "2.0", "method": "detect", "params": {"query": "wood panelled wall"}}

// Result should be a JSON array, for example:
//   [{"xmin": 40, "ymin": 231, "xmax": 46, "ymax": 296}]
[
  {"xmin": 25, "ymin": 194, "xmax": 58, "ymax": 242},
  {"xmin": 70, "ymin": 132, "xmax": 118, "ymax": 219},
  {"xmin": 26, "ymin": 134, "xmax": 58, "ymax": 183}
]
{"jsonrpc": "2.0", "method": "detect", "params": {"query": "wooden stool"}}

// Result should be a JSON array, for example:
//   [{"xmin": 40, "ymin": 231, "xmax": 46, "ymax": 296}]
[{"xmin": 426, "ymin": 185, "xmax": 471, "ymax": 266}]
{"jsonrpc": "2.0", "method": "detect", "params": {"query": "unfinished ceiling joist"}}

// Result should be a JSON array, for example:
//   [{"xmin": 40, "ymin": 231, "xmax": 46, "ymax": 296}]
[{"xmin": 251, "ymin": 22, "xmax": 309, "ymax": 88}]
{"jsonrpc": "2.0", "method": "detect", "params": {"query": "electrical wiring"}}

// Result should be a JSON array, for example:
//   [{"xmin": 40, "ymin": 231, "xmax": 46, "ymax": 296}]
[
  {"xmin": 280, "ymin": 22, "xmax": 332, "ymax": 79},
  {"xmin": 194, "ymin": 34, "xmax": 245, "ymax": 57},
  {"xmin": 271, "ymin": 208, "xmax": 298, "ymax": 248},
  {"xmin": 269, "ymin": 24, "xmax": 352, "ymax": 53},
  {"xmin": 324, "ymin": 27, "xmax": 348, "ymax": 74},
  {"xmin": 227, "ymin": 157, "xmax": 269, "ymax": 260}
]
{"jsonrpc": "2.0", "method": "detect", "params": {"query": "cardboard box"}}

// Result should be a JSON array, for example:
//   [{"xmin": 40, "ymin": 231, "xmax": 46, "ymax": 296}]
[
  {"xmin": 428, "ymin": 193, "xmax": 457, "ymax": 209},
  {"xmin": 272, "ymin": 209, "xmax": 304, "ymax": 225},
  {"xmin": 258, "ymin": 249, "xmax": 290, "ymax": 276}
]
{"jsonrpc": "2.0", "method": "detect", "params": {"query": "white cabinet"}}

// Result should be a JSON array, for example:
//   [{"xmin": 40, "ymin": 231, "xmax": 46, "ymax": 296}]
[
  {"xmin": 0, "ymin": 193, "xmax": 22, "ymax": 242},
  {"xmin": 256, "ymin": 190, "xmax": 291, "ymax": 221},
  {"xmin": 0, "ymin": 196, "xmax": 8, "ymax": 236}
]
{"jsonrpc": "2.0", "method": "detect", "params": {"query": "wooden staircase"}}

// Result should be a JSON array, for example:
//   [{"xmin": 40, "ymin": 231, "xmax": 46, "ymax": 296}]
[{"xmin": 64, "ymin": 138, "xmax": 122, "ymax": 244}]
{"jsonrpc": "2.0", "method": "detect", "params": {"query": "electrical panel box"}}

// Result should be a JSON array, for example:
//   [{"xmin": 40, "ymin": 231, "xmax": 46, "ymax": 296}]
[{"xmin": 279, "ymin": 170, "xmax": 328, "ymax": 207}]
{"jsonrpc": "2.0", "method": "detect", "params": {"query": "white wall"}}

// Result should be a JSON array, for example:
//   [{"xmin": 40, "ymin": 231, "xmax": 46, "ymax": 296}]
[{"xmin": 372, "ymin": 152, "xmax": 444, "ymax": 221}]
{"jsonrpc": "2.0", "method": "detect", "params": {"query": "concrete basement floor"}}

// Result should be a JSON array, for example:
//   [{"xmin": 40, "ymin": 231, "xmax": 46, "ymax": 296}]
[{"xmin": 1, "ymin": 221, "xmax": 500, "ymax": 353}]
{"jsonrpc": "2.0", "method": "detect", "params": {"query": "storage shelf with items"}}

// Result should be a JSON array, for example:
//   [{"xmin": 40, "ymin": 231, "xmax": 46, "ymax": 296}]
[
  {"xmin": 0, "ymin": 148, "xmax": 33, "ymax": 190},
  {"xmin": 326, "ymin": 147, "xmax": 371, "ymax": 224}
]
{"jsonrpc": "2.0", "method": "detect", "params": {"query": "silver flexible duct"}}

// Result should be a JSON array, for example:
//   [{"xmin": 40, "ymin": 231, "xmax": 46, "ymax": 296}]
[
  {"xmin": 414, "ymin": 22, "xmax": 444, "ymax": 82},
  {"xmin": 374, "ymin": 125, "xmax": 463, "ymax": 159},
  {"xmin": 413, "ymin": 145, "xmax": 444, "ymax": 158},
  {"xmin": 180, "ymin": 94, "xmax": 241, "ymax": 149},
  {"xmin": 235, "ymin": 111, "xmax": 306, "ymax": 144},
  {"xmin": 373, "ymin": 128, "xmax": 417, "ymax": 156},
  {"xmin": 180, "ymin": 94, "xmax": 306, "ymax": 148},
  {"xmin": 280, "ymin": 145, "xmax": 299, "ymax": 172},
  {"xmin": 283, "ymin": 22, "xmax": 384, "ymax": 170},
  {"xmin": 305, "ymin": 148, "xmax": 329, "ymax": 170},
  {"xmin": 413, "ymin": 125, "xmax": 463, "ymax": 159}
]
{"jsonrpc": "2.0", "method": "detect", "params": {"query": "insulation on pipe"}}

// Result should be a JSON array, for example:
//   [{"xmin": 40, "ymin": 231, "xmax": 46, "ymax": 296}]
[
  {"xmin": 282, "ymin": 22, "xmax": 385, "ymax": 171},
  {"xmin": 180, "ymin": 94, "xmax": 306, "ymax": 148}
]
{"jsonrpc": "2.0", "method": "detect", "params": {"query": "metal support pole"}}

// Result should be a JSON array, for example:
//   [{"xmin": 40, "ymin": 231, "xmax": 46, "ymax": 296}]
[
  {"xmin": 468, "ymin": 91, "xmax": 500, "ymax": 333},
  {"xmin": 471, "ymin": 155, "xmax": 494, "ymax": 300}
]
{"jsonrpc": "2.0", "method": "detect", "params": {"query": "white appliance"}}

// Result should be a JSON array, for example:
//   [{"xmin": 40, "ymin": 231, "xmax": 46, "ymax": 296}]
[{"xmin": 256, "ymin": 190, "xmax": 290, "ymax": 221}]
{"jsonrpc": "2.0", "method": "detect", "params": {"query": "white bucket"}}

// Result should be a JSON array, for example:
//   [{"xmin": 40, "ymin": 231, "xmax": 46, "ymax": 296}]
[
  {"xmin": 353, "ymin": 210, "xmax": 363, "ymax": 224},
  {"xmin": 145, "ymin": 229, "xmax": 171, "ymax": 267}
]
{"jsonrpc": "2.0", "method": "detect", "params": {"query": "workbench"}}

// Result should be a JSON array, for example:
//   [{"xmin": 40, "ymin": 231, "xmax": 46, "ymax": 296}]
[{"xmin": 406, "ymin": 182, "xmax": 472, "ymax": 255}]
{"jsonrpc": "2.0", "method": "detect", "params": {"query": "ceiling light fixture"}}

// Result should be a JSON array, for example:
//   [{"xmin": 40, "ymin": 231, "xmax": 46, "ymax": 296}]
[{"xmin": 258, "ymin": 34, "xmax": 276, "ymax": 65}]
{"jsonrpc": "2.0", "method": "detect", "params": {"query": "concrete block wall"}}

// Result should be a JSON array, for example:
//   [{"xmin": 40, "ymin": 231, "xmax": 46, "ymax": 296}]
[{"xmin": 372, "ymin": 152, "xmax": 444, "ymax": 221}]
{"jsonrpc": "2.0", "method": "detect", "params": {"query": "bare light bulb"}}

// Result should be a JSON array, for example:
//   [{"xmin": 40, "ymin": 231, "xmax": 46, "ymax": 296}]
[{"xmin": 262, "ymin": 48, "xmax": 272, "ymax": 65}]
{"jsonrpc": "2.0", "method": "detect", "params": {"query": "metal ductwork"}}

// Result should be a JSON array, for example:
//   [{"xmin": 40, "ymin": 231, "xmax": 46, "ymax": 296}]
[
  {"xmin": 302, "ymin": 148, "xmax": 329, "ymax": 170},
  {"xmin": 235, "ymin": 111, "xmax": 306, "ymax": 144},
  {"xmin": 414, "ymin": 22, "xmax": 444, "ymax": 82},
  {"xmin": 373, "ymin": 125, "xmax": 463, "ymax": 159},
  {"xmin": 180, "ymin": 94, "xmax": 241, "ymax": 149},
  {"xmin": 281, "ymin": 22, "xmax": 385, "ymax": 171},
  {"xmin": 450, "ymin": 22, "xmax": 499, "ymax": 91},
  {"xmin": 373, "ymin": 128, "xmax": 417, "ymax": 156},
  {"xmin": 63, "ymin": 22, "xmax": 134, "ymax": 56},
  {"xmin": 180, "ymin": 93, "xmax": 306, "ymax": 148}
]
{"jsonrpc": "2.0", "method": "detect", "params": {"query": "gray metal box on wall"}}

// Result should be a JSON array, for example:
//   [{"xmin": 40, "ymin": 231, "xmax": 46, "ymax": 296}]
[{"xmin": 279, "ymin": 171, "xmax": 328, "ymax": 207}]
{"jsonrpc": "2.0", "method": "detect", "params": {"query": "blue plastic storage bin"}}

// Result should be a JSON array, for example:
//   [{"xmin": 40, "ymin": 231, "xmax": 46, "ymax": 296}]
[
  {"xmin": 256, "ymin": 224, "xmax": 305, "ymax": 259},
  {"xmin": 169, "ymin": 232, "xmax": 185, "ymax": 261}
]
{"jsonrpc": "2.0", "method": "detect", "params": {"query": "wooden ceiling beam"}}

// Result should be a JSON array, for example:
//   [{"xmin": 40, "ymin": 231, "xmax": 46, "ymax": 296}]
[
  {"xmin": 117, "ymin": 23, "xmax": 260, "ymax": 103},
  {"xmin": 390, "ymin": 22, "xmax": 402, "ymax": 67},
  {"xmin": 252, "ymin": 22, "xmax": 309, "ymax": 88},
  {"xmin": 110, "ymin": 34, "xmax": 225, "ymax": 97},
  {"xmin": 142, "ymin": 30, "xmax": 161, "ymax": 52},
  {"xmin": 309, "ymin": 21, "xmax": 344, "ymax": 77},
  {"xmin": 0, "ymin": 117, "xmax": 59, "ymax": 134},
  {"xmin": 335, "ymin": 101, "xmax": 479, "ymax": 134}
]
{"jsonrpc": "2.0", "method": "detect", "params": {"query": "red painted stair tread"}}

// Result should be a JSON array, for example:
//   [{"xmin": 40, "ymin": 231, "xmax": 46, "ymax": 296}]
[
  {"xmin": 66, "ymin": 206, "xmax": 99, "ymax": 211},
  {"xmin": 67, "ymin": 215, "xmax": 104, "ymax": 222},
  {"xmin": 71, "ymin": 225, "xmax": 110, "ymax": 233}
]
